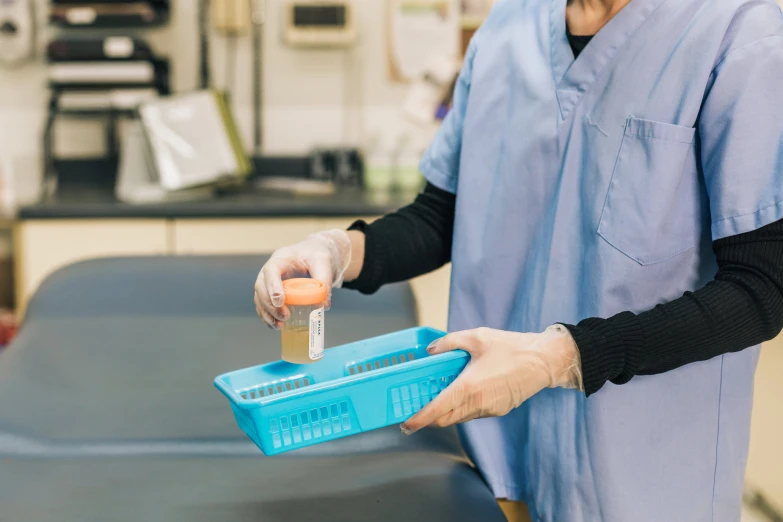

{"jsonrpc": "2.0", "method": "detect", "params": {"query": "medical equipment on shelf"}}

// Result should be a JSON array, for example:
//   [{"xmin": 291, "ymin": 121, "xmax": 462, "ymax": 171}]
[
  {"xmin": 138, "ymin": 90, "xmax": 252, "ymax": 191},
  {"xmin": 42, "ymin": 37, "xmax": 170, "ymax": 194},
  {"xmin": 49, "ymin": 60, "xmax": 156, "ymax": 84},
  {"xmin": 282, "ymin": 0, "xmax": 356, "ymax": 48},
  {"xmin": 310, "ymin": 148, "xmax": 363, "ymax": 186},
  {"xmin": 49, "ymin": 1, "xmax": 169, "ymax": 28},
  {"xmin": 0, "ymin": 0, "xmax": 35, "ymax": 66},
  {"xmin": 46, "ymin": 37, "xmax": 166, "ymax": 87},
  {"xmin": 215, "ymin": 327, "xmax": 469, "ymax": 455},
  {"xmin": 56, "ymin": 89, "xmax": 159, "ymax": 111}
]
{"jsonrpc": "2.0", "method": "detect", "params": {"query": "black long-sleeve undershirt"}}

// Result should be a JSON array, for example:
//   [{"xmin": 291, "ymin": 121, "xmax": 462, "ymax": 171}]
[
  {"xmin": 342, "ymin": 182, "xmax": 783, "ymax": 396},
  {"xmin": 344, "ymin": 183, "xmax": 455, "ymax": 291}
]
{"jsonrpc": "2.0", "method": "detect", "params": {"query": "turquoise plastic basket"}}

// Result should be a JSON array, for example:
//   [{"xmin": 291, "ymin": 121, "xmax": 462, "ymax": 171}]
[{"xmin": 214, "ymin": 327, "xmax": 469, "ymax": 455}]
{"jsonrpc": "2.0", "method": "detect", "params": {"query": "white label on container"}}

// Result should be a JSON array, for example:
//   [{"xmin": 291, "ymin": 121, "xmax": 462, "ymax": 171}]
[{"xmin": 309, "ymin": 307, "xmax": 324, "ymax": 361}]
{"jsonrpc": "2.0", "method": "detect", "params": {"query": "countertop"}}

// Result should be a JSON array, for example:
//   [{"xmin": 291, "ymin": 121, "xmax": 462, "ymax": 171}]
[
  {"xmin": 19, "ymin": 159, "xmax": 416, "ymax": 220},
  {"xmin": 19, "ymin": 187, "xmax": 414, "ymax": 220}
]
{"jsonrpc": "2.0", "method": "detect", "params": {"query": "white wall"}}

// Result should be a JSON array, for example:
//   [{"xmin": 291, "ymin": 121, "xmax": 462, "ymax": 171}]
[{"xmin": 0, "ymin": 0, "xmax": 444, "ymax": 179}]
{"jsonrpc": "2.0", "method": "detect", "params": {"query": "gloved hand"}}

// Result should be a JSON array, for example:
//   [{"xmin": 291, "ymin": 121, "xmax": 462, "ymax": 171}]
[
  {"xmin": 401, "ymin": 325, "xmax": 583, "ymax": 434},
  {"xmin": 254, "ymin": 229, "xmax": 352, "ymax": 329}
]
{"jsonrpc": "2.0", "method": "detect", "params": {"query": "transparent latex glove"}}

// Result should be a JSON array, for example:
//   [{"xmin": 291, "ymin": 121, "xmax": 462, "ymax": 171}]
[
  {"xmin": 401, "ymin": 325, "xmax": 583, "ymax": 434},
  {"xmin": 254, "ymin": 229, "xmax": 351, "ymax": 329}
]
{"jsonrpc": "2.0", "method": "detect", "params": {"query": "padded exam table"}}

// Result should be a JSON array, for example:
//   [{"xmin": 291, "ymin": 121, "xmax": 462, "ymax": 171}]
[{"xmin": 0, "ymin": 257, "xmax": 505, "ymax": 522}]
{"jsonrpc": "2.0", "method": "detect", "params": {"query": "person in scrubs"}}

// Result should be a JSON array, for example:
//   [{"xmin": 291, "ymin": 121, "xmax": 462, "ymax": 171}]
[{"xmin": 255, "ymin": 0, "xmax": 783, "ymax": 520}]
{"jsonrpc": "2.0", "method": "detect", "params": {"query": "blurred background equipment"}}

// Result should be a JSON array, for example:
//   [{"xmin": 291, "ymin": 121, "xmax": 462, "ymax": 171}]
[
  {"xmin": 42, "ymin": 0, "xmax": 172, "ymax": 199},
  {"xmin": 43, "ymin": 34, "xmax": 170, "ymax": 197},
  {"xmin": 138, "ymin": 89, "xmax": 252, "ymax": 192},
  {"xmin": 49, "ymin": 0, "xmax": 170, "ymax": 28},
  {"xmin": 0, "ymin": 0, "xmax": 36, "ymax": 67},
  {"xmin": 282, "ymin": 0, "xmax": 356, "ymax": 48},
  {"xmin": 46, "ymin": 36, "xmax": 165, "ymax": 92},
  {"xmin": 309, "ymin": 147, "xmax": 362, "ymax": 186},
  {"xmin": 116, "ymin": 120, "xmax": 216, "ymax": 203}
]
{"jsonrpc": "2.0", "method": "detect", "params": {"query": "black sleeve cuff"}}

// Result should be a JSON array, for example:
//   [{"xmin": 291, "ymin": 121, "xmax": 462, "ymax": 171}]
[
  {"xmin": 562, "ymin": 312, "xmax": 644, "ymax": 397},
  {"xmin": 341, "ymin": 220, "xmax": 385, "ymax": 295},
  {"xmin": 341, "ymin": 183, "xmax": 455, "ymax": 295}
]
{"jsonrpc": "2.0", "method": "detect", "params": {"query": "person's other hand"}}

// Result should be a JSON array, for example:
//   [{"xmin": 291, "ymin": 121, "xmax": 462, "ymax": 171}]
[
  {"xmin": 254, "ymin": 229, "xmax": 351, "ymax": 329},
  {"xmin": 401, "ymin": 325, "xmax": 583, "ymax": 434}
]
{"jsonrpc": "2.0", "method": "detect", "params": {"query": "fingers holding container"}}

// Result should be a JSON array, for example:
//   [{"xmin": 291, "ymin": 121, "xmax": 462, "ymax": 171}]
[{"xmin": 254, "ymin": 229, "xmax": 353, "ymax": 329}]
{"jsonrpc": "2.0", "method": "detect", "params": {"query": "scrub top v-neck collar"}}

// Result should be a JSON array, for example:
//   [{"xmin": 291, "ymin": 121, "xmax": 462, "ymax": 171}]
[{"xmin": 550, "ymin": 0, "xmax": 670, "ymax": 120}]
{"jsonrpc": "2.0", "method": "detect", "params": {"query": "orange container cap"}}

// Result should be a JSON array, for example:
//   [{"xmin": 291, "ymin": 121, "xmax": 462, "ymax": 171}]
[{"xmin": 283, "ymin": 278, "xmax": 328, "ymax": 306}]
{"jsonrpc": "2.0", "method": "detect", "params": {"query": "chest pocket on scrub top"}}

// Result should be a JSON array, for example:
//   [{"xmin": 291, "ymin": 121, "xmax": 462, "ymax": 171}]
[{"xmin": 597, "ymin": 116, "xmax": 698, "ymax": 265}]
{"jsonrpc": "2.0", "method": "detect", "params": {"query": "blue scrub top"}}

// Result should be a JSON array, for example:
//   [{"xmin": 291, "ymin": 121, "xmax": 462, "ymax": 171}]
[{"xmin": 420, "ymin": 0, "xmax": 783, "ymax": 521}]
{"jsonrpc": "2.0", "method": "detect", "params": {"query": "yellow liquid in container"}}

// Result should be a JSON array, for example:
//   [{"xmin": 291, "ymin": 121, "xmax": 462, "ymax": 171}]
[
  {"xmin": 281, "ymin": 325, "xmax": 313, "ymax": 365},
  {"xmin": 281, "ymin": 278, "xmax": 328, "ymax": 364}
]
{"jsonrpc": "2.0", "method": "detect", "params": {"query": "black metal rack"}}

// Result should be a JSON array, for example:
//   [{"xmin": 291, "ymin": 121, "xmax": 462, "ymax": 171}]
[
  {"xmin": 42, "ymin": 1, "xmax": 171, "ymax": 199},
  {"xmin": 42, "ymin": 60, "xmax": 170, "ymax": 197}
]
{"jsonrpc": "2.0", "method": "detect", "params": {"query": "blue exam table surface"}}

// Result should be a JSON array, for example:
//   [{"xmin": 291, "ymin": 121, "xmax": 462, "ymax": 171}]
[{"xmin": 0, "ymin": 257, "xmax": 505, "ymax": 522}]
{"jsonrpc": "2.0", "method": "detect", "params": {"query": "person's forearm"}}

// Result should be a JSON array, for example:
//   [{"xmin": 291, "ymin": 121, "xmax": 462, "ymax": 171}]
[
  {"xmin": 565, "ymin": 218, "xmax": 783, "ymax": 396},
  {"xmin": 343, "ymin": 183, "xmax": 456, "ymax": 295},
  {"xmin": 343, "ymin": 230, "xmax": 365, "ymax": 283}
]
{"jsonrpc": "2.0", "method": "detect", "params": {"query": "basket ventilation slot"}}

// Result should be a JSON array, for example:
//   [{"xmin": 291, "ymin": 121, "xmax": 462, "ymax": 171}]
[
  {"xmin": 240, "ymin": 375, "xmax": 313, "ymax": 400},
  {"xmin": 390, "ymin": 374, "xmax": 458, "ymax": 419},
  {"xmin": 346, "ymin": 351, "xmax": 417, "ymax": 376},
  {"xmin": 269, "ymin": 401, "xmax": 352, "ymax": 449}
]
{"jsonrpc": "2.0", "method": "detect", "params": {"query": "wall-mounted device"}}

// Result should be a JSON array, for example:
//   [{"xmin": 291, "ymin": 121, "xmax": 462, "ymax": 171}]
[
  {"xmin": 283, "ymin": 0, "xmax": 356, "ymax": 48},
  {"xmin": 211, "ymin": 0, "xmax": 251, "ymax": 34},
  {"xmin": 0, "ymin": 0, "xmax": 35, "ymax": 67}
]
